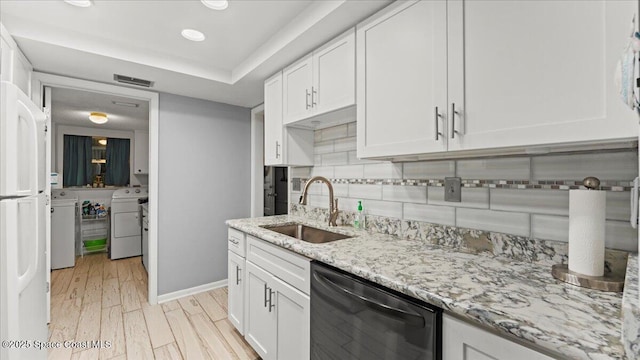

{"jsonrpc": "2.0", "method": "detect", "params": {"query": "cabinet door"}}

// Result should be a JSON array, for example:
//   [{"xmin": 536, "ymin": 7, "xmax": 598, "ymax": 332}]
[
  {"xmin": 50, "ymin": 205, "xmax": 76, "ymax": 269},
  {"xmin": 443, "ymin": 314, "xmax": 553, "ymax": 360},
  {"xmin": 134, "ymin": 130, "xmax": 149, "ymax": 174},
  {"xmin": 357, "ymin": 0, "xmax": 448, "ymax": 159},
  {"xmin": 283, "ymin": 55, "xmax": 313, "ymax": 124},
  {"xmin": 313, "ymin": 29, "xmax": 355, "ymax": 115},
  {"xmin": 264, "ymin": 72, "xmax": 284, "ymax": 166},
  {"xmin": 447, "ymin": 0, "xmax": 637, "ymax": 152},
  {"xmin": 245, "ymin": 261, "xmax": 277, "ymax": 360},
  {"xmin": 227, "ymin": 251, "xmax": 245, "ymax": 334},
  {"xmin": 272, "ymin": 276, "xmax": 310, "ymax": 360}
]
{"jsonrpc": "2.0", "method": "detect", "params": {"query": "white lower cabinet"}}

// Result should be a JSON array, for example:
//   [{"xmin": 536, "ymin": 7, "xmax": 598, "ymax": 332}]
[
  {"xmin": 227, "ymin": 250, "xmax": 245, "ymax": 334},
  {"xmin": 245, "ymin": 260, "xmax": 310, "ymax": 360},
  {"xmin": 227, "ymin": 228, "xmax": 311, "ymax": 360},
  {"xmin": 443, "ymin": 314, "xmax": 553, "ymax": 360}
]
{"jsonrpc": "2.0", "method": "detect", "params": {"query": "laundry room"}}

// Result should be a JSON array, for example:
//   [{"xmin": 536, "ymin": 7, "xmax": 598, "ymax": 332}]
[{"xmin": 49, "ymin": 86, "xmax": 150, "ymax": 273}]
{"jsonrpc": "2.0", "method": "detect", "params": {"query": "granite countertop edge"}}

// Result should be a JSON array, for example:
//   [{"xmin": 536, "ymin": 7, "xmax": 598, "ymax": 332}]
[{"xmin": 227, "ymin": 215, "xmax": 632, "ymax": 360}]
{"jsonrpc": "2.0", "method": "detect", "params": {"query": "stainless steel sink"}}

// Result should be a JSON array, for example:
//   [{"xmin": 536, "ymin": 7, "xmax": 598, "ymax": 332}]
[{"xmin": 261, "ymin": 223, "xmax": 351, "ymax": 244}]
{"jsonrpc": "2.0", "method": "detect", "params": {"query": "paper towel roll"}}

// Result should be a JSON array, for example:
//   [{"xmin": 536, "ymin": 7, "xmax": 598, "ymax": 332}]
[{"xmin": 568, "ymin": 189, "xmax": 606, "ymax": 276}]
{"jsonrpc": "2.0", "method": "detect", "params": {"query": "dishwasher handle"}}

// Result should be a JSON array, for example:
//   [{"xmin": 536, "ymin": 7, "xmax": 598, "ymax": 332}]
[{"xmin": 313, "ymin": 270, "xmax": 426, "ymax": 327}]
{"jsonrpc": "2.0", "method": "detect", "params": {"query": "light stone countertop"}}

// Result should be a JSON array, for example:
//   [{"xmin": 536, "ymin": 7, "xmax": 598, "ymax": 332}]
[{"xmin": 227, "ymin": 214, "xmax": 635, "ymax": 360}]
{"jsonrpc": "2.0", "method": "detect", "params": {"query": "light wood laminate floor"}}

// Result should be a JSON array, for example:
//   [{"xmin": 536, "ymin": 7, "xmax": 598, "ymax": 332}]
[{"xmin": 48, "ymin": 253, "xmax": 260, "ymax": 360}]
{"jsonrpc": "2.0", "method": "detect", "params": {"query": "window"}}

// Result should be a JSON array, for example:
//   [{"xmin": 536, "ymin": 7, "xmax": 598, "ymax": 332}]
[{"xmin": 63, "ymin": 135, "xmax": 130, "ymax": 187}]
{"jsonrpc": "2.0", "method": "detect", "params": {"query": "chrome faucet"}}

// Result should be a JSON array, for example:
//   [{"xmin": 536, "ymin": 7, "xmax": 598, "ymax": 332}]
[{"xmin": 299, "ymin": 176, "xmax": 339, "ymax": 226}]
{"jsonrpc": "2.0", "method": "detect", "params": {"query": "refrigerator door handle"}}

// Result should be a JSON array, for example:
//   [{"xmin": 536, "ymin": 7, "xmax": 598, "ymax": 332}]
[
  {"xmin": 16, "ymin": 99, "xmax": 40, "ymax": 197},
  {"xmin": 14, "ymin": 199, "xmax": 40, "ymax": 293}
]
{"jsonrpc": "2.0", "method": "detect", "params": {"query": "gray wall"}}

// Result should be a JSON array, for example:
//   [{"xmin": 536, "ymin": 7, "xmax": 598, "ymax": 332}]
[{"xmin": 158, "ymin": 93, "xmax": 250, "ymax": 295}]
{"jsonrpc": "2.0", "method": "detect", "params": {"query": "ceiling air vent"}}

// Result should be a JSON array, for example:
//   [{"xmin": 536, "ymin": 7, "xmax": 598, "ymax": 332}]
[{"xmin": 113, "ymin": 74, "xmax": 154, "ymax": 88}]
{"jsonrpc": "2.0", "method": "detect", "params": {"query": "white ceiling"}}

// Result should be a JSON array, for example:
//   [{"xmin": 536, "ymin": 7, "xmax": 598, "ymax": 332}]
[
  {"xmin": 1, "ymin": 0, "xmax": 391, "ymax": 108},
  {"xmin": 51, "ymin": 87, "xmax": 149, "ymax": 131}
]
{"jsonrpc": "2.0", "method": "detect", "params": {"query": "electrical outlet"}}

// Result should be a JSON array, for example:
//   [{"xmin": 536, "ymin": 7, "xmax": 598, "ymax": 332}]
[
  {"xmin": 292, "ymin": 178, "xmax": 301, "ymax": 191},
  {"xmin": 444, "ymin": 177, "xmax": 461, "ymax": 202}
]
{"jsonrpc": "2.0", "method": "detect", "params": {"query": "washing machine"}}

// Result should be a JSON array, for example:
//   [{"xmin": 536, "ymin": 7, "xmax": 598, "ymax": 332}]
[
  {"xmin": 51, "ymin": 190, "xmax": 78, "ymax": 269},
  {"xmin": 110, "ymin": 187, "xmax": 148, "ymax": 259}
]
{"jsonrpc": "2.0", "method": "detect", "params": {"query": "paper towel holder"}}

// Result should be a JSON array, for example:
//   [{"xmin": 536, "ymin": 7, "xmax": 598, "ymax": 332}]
[
  {"xmin": 551, "ymin": 176, "xmax": 624, "ymax": 292},
  {"xmin": 551, "ymin": 264, "xmax": 625, "ymax": 292},
  {"xmin": 583, "ymin": 176, "xmax": 600, "ymax": 190}
]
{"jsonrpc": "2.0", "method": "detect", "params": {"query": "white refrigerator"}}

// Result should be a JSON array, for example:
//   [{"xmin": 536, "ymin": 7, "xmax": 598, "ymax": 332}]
[{"xmin": 0, "ymin": 81, "xmax": 48, "ymax": 359}]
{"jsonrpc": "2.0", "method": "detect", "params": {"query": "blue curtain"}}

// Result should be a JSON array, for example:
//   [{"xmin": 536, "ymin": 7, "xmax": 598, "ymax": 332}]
[
  {"xmin": 105, "ymin": 138, "xmax": 130, "ymax": 186},
  {"xmin": 63, "ymin": 135, "xmax": 93, "ymax": 186}
]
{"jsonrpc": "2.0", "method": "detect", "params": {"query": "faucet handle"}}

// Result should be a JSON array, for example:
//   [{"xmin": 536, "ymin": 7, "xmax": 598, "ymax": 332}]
[{"xmin": 333, "ymin": 198, "xmax": 339, "ymax": 210}]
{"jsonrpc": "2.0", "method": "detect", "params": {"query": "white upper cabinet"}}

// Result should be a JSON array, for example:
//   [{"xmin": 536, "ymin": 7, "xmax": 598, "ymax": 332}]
[
  {"xmin": 264, "ymin": 72, "xmax": 285, "ymax": 166},
  {"xmin": 356, "ymin": 0, "xmax": 638, "ymax": 160},
  {"xmin": 313, "ymin": 29, "xmax": 355, "ymax": 115},
  {"xmin": 133, "ymin": 130, "xmax": 149, "ymax": 175},
  {"xmin": 283, "ymin": 55, "xmax": 314, "ymax": 124},
  {"xmin": 356, "ymin": 1, "xmax": 448, "ymax": 158},
  {"xmin": 283, "ymin": 29, "xmax": 355, "ymax": 125},
  {"xmin": 1, "ymin": 23, "xmax": 33, "ymax": 97},
  {"xmin": 446, "ymin": 0, "xmax": 637, "ymax": 152},
  {"xmin": 264, "ymin": 72, "xmax": 314, "ymax": 167}
]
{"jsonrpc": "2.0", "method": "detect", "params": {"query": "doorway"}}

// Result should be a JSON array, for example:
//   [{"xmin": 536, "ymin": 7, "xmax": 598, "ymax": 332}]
[
  {"xmin": 264, "ymin": 166, "xmax": 288, "ymax": 216},
  {"xmin": 33, "ymin": 72, "xmax": 160, "ymax": 306}
]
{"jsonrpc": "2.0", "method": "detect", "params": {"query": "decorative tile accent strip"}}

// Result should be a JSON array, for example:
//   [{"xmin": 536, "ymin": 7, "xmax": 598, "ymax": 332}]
[
  {"xmin": 291, "ymin": 204, "xmax": 629, "ymax": 270},
  {"xmin": 293, "ymin": 178, "xmax": 633, "ymax": 191}
]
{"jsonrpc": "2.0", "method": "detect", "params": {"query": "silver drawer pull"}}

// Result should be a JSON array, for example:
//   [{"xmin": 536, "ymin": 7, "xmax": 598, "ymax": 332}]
[
  {"xmin": 451, "ymin": 103, "xmax": 460, "ymax": 139},
  {"xmin": 229, "ymin": 238, "xmax": 239, "ymax": 245},
  {"xmin": 435, "ymin": 107, "xmax": 443, "ymax": 141}
]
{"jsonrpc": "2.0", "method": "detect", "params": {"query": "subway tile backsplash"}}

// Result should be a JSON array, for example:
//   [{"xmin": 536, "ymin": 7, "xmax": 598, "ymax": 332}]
[{"xmin": 290, "ymin": 121, "xmax": 639, "ymax": 251}]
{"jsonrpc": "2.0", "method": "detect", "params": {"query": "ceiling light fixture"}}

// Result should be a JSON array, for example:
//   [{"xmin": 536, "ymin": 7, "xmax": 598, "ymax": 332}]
[
  {"xmin": 181, "ymin": 29, "xmax": 206, "ymax": 42},
  {"xmin": 98, "ymin": 139, "xmax": 107, "ymax": 146},
  {"xmin": 63, "ymin": 0, "xmax": 92, "ymax": 7},
  {"xmin": 201, "ymin": 0, "xmax": 228, "ymax": 10},
  {"xmin": 89, "ymin": 112, "xmax": 108, "ymax": 124},
  {"xmin": 112, "ymin": 100, "xmax": 139, "ymax": 108}
]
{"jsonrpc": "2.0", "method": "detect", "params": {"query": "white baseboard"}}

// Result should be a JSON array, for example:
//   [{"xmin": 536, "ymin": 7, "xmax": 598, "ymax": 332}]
[{"xmin": 157, "ymin": 279, "xmax": 228, "ymax": 303}]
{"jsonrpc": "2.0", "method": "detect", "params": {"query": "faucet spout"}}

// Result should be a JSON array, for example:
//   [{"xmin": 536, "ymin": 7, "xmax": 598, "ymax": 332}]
[{"xmin": 299, "ymin": 176, "xmax": 339, "ymax": 226}]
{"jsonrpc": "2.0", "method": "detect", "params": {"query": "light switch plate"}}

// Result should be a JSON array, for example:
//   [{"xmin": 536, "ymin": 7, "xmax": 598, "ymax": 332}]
[{"xmin": 444, "ymin": 177, "xmax": 461, "ymax": 202}]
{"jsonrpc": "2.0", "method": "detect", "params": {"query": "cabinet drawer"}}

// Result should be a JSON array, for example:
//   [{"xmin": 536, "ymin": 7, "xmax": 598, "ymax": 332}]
[
  {"xmin": 246, "ymin": 235, "xmax": 311, "ymax": 295},
  {"xmin": 228, "ymin": 228, "xmax": 246, "ymax": 257}
]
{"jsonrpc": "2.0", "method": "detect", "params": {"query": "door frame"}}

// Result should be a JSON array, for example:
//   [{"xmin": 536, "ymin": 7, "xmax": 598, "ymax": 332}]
[
  {"xmin": 250, "ymin": 104, "xmax": 264, "ymax": 217},
  {"xmin": 31, "ymin": 72, "xmax": 160, "ymax": 305}
]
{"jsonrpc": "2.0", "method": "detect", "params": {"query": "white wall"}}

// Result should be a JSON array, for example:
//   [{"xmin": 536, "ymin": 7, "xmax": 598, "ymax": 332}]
[{"xmin": 157, "ymin": 93, "xmax": 250, "ymax": 295}]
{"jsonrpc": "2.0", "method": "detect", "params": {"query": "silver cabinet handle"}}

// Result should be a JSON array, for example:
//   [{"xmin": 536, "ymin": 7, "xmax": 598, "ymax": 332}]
[
  {"xmin": 435, "ymin": 107, "xmax": 443, "ymax": 141},
  {"xmin": 235, "ymin": 265, "xmax": 241, "ymax": 285},
  {"xmin": 229, "ymin": 238, "xmax": 239, "ymax": 245},
  {"xmin": 275, "ymin": 141, "xmax": 280, "ymax": 159},
  {"xmin": 451, "ymin": 103, "xmax": 460, "ymax": 139},
  {"xmin": 264, "ymin": 283, "xmax": 269, "ymax": 308},
  {"xmin": 311, "ymin": 86, "xmax": 317, "ymax": 107},
  {"xmin": 305, "ymin": 89, "xmax": 310, "ymax": 110},
  {"xmin": 268, "ymin": 288, "xmax": 276, "ymax": 312}
]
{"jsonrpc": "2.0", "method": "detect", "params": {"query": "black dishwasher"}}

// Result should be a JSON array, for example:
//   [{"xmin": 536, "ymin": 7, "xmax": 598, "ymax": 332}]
[{"xmin": 311, "ymin": 261, "xmax": 441, "ymax": 360}]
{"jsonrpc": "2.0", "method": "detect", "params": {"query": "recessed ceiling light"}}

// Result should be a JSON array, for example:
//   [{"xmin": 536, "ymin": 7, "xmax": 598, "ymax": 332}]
[
  {"xmin": 89, "ymin": 112, "xmax": 108, "ymax": 124},
  {"xmin": 181, "ymin": 29, "xmax": 206, "ymax": 42},
  {"xmin": 64, "ymin": 0, "xmax": 92, "ymax": 7},
  {"xmin": 201, "ymin": 0, "xmax": 228, "ymax": 10}
]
